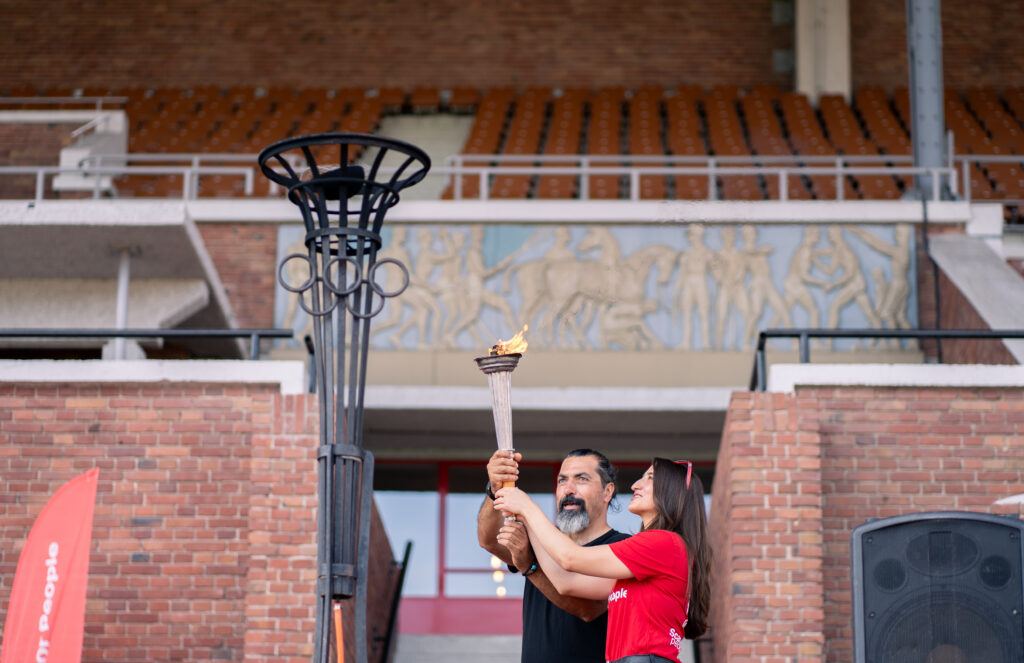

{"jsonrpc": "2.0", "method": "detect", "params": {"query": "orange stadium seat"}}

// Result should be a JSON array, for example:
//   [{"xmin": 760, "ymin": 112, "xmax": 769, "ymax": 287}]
[
  {"xmin": 741, "ymin": 86, "xmax": 811, "ymax": 200},
  {"xmin": 628, "ymin": 86, "xmax": 667, "ymax": 199},
  {"xmin": 536, "ymin": 87, "xmax": 586, "ymax": 199},
  {"xmin": 780, "ymin": 92, "xmax": 857, "ymax": 199},
  {"xmin": 442, "ymin": 87, "xmax": 514, "ymax": 199},
  {"xmin": 491, "ymin": 87, "xmax": 550, "ymax": 199},
  {"xmin": 704, "ymin": 86, "xmax": 761, "ymax": 200},
  {"xmin": 586, "ymin": 87, "xmax": 626, "ymax": 199},
  {"xmin": 665, "ymin": 86, "xmax": 710, "ymax": 199},
  {"xmin": 819, "ymin": 94, "xmax": 900, "ymax": 199}
]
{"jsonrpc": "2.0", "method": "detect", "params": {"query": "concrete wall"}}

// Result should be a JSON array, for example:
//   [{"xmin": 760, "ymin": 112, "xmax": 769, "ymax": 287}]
[
  {"xmin": 710, "ymin": 385, "xmax": 1024, "ymax": 663},
  {"xmin": 0, "ymin": 379, "xmax": 401, "ymax": 663}
]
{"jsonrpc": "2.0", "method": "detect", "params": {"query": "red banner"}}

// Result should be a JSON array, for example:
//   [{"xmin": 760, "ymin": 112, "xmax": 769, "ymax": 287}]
[{"xmin": 1, "ymin": 468, "xmax": 99, "ymax": 663}]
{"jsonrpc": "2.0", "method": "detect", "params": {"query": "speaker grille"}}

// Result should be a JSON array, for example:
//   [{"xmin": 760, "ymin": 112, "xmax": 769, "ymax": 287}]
[
  {"xmin": 854, "ymin": 514, "xmax": 1024, "ymax": 663},
  {"xmin": 871, "ymin": 590, "xmax": 1013, "ymax": 663}
]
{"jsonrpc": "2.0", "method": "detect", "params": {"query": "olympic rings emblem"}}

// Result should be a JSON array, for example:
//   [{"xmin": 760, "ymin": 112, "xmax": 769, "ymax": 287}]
[{"xmin": 278, "ymin": 253, "xmax": 409, "ymax": 320}]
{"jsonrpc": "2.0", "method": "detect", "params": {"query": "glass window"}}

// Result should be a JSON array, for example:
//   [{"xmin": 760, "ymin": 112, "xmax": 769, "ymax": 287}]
[
  {"xmin": 444, "ymin": 464, "xmax": 555, "ymax": 598},
  {"xmin": 375, "ymin": 490, "xmax": 439, "ymax": 598}
]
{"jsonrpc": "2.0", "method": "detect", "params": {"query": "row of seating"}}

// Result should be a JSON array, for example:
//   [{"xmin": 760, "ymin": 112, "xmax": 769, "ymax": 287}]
[{"xmin": 6, "ymin": 84, "xmax": 1024, "ymax": 201}]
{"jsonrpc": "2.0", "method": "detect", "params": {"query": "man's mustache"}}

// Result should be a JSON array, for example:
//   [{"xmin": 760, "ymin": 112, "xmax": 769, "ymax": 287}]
[{"xmin": 559, "ymin": 495, "xmax": 586, "ymax": 511}]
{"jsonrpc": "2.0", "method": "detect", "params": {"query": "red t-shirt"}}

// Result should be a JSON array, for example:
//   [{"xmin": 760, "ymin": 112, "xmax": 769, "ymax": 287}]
[{"xmin": 606, "ymin": 529, "xmax": 690, "ymax": 661}]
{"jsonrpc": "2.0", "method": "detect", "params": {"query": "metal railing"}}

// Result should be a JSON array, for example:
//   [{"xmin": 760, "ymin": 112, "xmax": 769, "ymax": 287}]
[
  {"xmin": 1, "ymin": 158, "xmax": 958, "ymax": 203},
  {"xmin": 0, "ymin": 96, "xmax": 128, "ymax": 111},
  {"xmin": 0, "ymin": 328, "xmax": 294, "ymax": 360},
  {"xmin": 8, "ymin": 148, "xmax": 1024, "ymax": 204},
  {"xmin": 749, "ymin": 328, "xmax": 1024, "ymax": 391},
  {"xmin": 0, "ymin": 164, "xmax": 256, "ymax": 199}
]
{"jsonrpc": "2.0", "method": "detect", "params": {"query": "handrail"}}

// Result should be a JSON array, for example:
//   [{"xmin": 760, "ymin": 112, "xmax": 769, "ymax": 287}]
[
  {"xmin": 69, "ymin": 112, "xmax": 121, "ymax": 140},
  {"xmin": 0, "ymin": 164, "xmax": 255, "ymax": 199},
  {"xmin": 0, "ymin": 96, "xmax": 128, "ymax": 111},
  {"xmin": 749, "ymin": 328, "xmax": 1024, "ymax": 391},
  {"xmin": 20, "ymin": 150, "xmax": 1024, "ymax": 202},
  {"xmin": 445, "ymin": 153, "xmax": 920, "ymax": 166},
  {"xmin": 0, "ymin": 328, "xmax": 294, "ymax": 361},
  {"xmin": 0, "ymin": 161, "xmax": 960, "ymax": 203}
]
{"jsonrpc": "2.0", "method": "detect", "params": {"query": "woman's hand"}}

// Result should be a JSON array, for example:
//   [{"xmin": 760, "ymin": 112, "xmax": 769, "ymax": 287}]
[
  {"xmin": 496, "ymin": 519, "xmax": 535, "ymax": 571},
  {"xmin": 494, "ymin": 486, "xmax": 533, "ymax": 518}
]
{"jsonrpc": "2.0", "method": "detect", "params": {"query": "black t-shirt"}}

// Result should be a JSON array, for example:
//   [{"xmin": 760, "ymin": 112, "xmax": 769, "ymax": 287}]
[{"xmin": 519, "ymin": 528, "xmax": 630, "ymax": 663}]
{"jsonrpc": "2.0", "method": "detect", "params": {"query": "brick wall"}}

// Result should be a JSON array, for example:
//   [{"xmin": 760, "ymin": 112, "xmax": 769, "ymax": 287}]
[
  {"xmin": 197, "ymin": 223, "xmax": 281, "ymax": 329},
  {"xmin": 851, "ymin": 0, "xmax": 1024, "ymax": 90},
  {"xmin": 4, "ymin": 1, "xmax": 1022, "ymax": 93},
  {"xmin": 0, "ymin": 124, "xmax": 74, "ymax": 198},
  {"xmin": 1, "ymin": 0, "xmax": 791, "ymax": 91},
  {"xmin": 0, "ymin": 382, "xmax": 400, "ymax": 663},
  {"xmin": 709, "ymin": 391, "xmax": 825, "ymax": 663},
  {"xmin": 936, "ymin": 268, "xmax": 1019, "ymax": 364},
  {"xmin": 916, "ymin": 225, "xmax": 1020, "ymax": 365},
  {"xmin": 711, "ymin": 385, "xmax": 1024, "ymax": 663}
]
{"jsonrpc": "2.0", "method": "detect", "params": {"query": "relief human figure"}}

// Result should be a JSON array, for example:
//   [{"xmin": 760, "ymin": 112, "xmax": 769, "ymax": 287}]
[
  {"xmin": 444, "ymin": 225, "xmax": 520, "ymax": 347},
  {"xmin": 783, "ymin": 226, "xmax": 830, "ymax": 330},
  {"xmin": 671, "ymin": 224, "xmax": 714, "ymax": 350},
  {"xmin": 542, "ymin": 227, "xmax": 620, "ymax": 349},
  {"xmin": 369, "ymin": 226, "xmax": 414, "ymax": 344},
  {"xmin": 574, "ymin": 228, "xmax": 672, "ymax": 350},
  {"xmin": 504, "ymin": 227, "xmax": 576, "ymax": 344},
  {"xmin": 740, "ymin": 225, "xmax": 791, "ymax": 346},
  {"xmin": 711, "ymin": 226, "xmax": 751, "ymax": 350},
  {"xmin": 848, "ymin": 225, "xmax": 912, "ymax": 347},
  {"xmin": 597, "ymin": 243, "xmax": 678, "ymax": 350},
  {"xmin": 817, "ymin": 225, "xmax": 883, "ymax": 347},
  {"xmin": 433, "ymin": 229, "xmax": 468, "ymax": 346},
  {"xmin": 386, "ymin": 227, "xmax": 447, "ymax": 348}
]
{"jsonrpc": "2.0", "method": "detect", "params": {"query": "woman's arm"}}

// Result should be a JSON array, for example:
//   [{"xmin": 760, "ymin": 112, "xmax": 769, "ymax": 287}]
[
  {"xmin": 495, "ymin": 487, "xmax": 634, "ymax": 581},
  {"xmin": 498, "ymin": 520, "xmax": 616, "ymax": 599}
]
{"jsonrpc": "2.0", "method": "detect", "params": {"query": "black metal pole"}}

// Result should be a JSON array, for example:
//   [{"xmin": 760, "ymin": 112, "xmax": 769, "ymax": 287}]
[{"xmin": 259, "ymin": 133, "xmax": 429, "ymax": 663}]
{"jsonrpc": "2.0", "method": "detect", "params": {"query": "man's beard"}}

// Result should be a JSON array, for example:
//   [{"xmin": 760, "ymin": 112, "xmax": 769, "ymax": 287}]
[{"xmin": 555, "ymin": 495, "xmax": 590, "ymax": 535}]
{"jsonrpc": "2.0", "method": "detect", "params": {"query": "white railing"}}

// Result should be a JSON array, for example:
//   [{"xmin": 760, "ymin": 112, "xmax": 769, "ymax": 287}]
[
  {"xmin": 0, "ymin": 96, "xmax": 128, "ymax": 112},
  {"xmin": 0, "ymin": 164, "xmax": 255, "ymax": 200},
  {"xmin": 5, "ymin": 150, "xmax": 1021, "ymax": 203}
]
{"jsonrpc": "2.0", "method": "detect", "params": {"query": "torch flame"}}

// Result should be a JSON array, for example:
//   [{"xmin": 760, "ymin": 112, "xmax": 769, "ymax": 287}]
[{"xmin": 490, "ymin": 324, "xmax": 529, "ymax": 356}]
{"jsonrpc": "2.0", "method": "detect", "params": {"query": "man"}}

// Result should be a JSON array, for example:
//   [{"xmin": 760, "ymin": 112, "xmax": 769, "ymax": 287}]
[{"xmin": 477, "ymin": 448, "xmax": 628, "ymax": 663}]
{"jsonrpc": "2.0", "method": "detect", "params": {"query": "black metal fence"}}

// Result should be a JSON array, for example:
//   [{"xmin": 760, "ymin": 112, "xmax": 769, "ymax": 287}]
[
  {"xmin": 0, "ymin": 328, "xmax": 294, "ymax": 360},
  {"xmin": 749, "ymin": 328, "xmax": 1024, "ymax": 391}
]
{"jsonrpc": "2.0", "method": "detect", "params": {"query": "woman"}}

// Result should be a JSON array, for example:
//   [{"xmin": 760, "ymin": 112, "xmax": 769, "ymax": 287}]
[{"xmin": 494, "ymin": 458, "xmax": 711, "ymax": 663}]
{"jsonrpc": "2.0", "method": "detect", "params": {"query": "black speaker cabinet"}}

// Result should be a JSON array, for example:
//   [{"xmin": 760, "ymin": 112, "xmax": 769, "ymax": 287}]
[{"xmin": 852, "ymin": 511, "xmax": 1024, "ymax": 663}]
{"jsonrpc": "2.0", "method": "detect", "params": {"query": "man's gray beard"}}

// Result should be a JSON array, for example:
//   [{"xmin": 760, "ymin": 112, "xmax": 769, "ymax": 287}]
[{"xmin": 555, "ymin": 507, "xmax": 590, "ymax": 535}]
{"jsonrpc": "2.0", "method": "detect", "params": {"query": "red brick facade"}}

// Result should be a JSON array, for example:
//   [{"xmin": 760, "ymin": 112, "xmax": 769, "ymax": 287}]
[
  {"xmin": 711, "ymin": 387, "xmax": 1024, "ymax": 663},
  {"xmin": 936, "ymin": 268, "xmax": 1019, "ymax": 365},
  {"xmin": 852, "ymin": 1, "xmax": 1024, "ymax": 91},
  {"xmin": 4, "ymin": 0, "xmax": 1022, "ymax": 93},
  {"xmin": 0, "ymin": 382, "xmax": 400, "ymax": 663},
  {"xmin": 197, "ymin": 223, "xmax": 281, "ymax": 329},
  {"xmin": 0, "ymin": 124, "xmax": 75, "ymax": 198}
]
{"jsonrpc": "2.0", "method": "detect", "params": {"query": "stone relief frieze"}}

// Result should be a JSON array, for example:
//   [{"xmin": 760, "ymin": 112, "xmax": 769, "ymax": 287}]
[{"xmin": 274, "ymin": 223, "xmax": 917, "ymax": 351}]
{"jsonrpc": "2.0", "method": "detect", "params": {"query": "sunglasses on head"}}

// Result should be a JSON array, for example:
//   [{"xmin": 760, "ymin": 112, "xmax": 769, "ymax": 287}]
[{"xmin": 673, "ymin": 460, "xmax": 692, "ymax": 489}]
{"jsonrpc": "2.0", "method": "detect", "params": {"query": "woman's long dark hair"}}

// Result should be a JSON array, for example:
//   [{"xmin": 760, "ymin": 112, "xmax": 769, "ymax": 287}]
[{"xmin": 644, "ymin": 457, "xmax": 712, "ymax": 639}]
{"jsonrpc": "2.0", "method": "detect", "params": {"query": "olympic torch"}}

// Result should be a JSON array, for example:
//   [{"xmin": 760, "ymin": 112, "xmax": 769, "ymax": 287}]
[{"xmin": 475, "ymin": 325, "xmax": 528, "ymax": 508}]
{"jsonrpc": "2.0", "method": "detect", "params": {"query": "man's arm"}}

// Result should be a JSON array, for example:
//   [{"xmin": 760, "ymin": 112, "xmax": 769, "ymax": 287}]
[
  {"xmin": 476, "ymin": 449, "xmax": 520, "ymax": 563},
  {"xmin": 500, "ymin": 519, "xmax": 610, "ymax": 622}
]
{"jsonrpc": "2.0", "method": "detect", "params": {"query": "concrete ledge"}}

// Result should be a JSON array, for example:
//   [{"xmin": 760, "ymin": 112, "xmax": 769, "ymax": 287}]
[
  {"xmin": 0, "ymin": 359, "xmax": 306, "ymax": 395},
  {"xmin": 768, "ymin": 362, "xmax": 1024, "ymax": 392},
  {"xmin": 365, "ymin": 385, "xmax": 736, "ymax": 411}
]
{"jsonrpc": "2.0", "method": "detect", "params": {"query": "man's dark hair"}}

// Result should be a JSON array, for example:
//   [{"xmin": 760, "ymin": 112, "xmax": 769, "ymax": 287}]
[{"xmin": 564, "ymin": 448, "xmax": 617, "ymax": 502}]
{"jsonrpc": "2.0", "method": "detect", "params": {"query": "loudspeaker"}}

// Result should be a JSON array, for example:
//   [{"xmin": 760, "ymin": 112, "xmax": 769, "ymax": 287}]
[{"xmin": 852, "ymin": 511, "xmax": 1024, "ymax": 663}]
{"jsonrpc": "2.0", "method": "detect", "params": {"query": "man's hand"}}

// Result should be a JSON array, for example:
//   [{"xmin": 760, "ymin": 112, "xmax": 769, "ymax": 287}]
[
  {"xmin": 487, "ymin": 448, "xmax": 520, "ymax": 495},
  {"xmin": 497, "ymin": 520, "xmax": 535, "ymax": 572}
]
